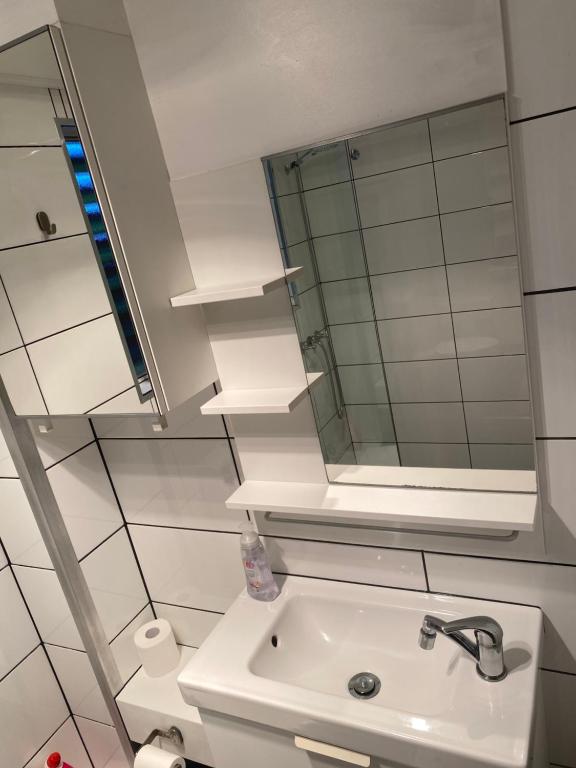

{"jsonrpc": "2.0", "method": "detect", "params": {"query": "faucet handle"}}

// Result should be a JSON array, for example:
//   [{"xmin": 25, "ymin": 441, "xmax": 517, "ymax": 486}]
[{"xmin": 441, "ymin": 615, "xmax": 503, "ymax": 646}]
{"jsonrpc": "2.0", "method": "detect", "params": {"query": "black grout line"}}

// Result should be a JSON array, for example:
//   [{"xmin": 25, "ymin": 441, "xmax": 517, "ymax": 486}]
[
  {"xmin": 510, "ymin": 104, "xmax": 576, "ymax": 124},
  {"xmin": 421, "ymin": 552, "xmax": 430, "ymax": 591},
  {"xmin": 337, "ymin": 354, "xmax": 527, "ymax": 366},
  {"xmin": 47, "ymin": 87, "xmax": 58, "ymax": 118},
  {"xmin": 325, "ymin": 304, "xmax": 523, "ymax": 326},
  {"xmin": 422, "ymin": 549, "xmax": 576, "ymax": 569},
  {"xmin": 113, "ymin": 662, "xmax": 144, "ymax": 699},
  {"xmin": 77, "ymin": 525, "xmax": 126, "ymax": 563},
  {"xmin": 0, "ymin": 642, "xmax": 42, "ymax": 684},
  {"xmin": 524, "ymin": 285, "xmax": 576, "ymax": 296},
  {"xmin": 536, "ymin": 436, "xmax": 576, "ymax": 441},
  {"xmin": 128, "ymin": 521, "xmax": 243, "ymax": 535},
  {"xmin": 0, "ymin": 230, "xmax": 87, "ymax": 254},
  {"xmin": 108, "ymin": 602, "xmax": 152, "ymax": 645},
  {"xmin": 84, "ymin": 384, "xmax": 138, "ymax": 415},
  {"xmin": 44, "ymin": 438, "xmax": 97, "ymax": 471},
  {"xmin": 24, "ymin": 311, "xmax": 113, "ymax": 348},
  {"xmin": 153, "ymin": 599, "xmax": 225, "ymax": 616},
  {"xmin": 88, "ymin": 419, "xmax": 157, "ymax": 621},
  {"xmin": 23, "ymin": 716, "xmax": 75, "ymax": 768}
]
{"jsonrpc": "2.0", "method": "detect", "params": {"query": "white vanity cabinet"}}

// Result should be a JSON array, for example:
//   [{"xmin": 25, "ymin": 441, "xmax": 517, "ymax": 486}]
[{"xmin": 0, "ymin": 21, "xmax": 216, "ymax": 417}]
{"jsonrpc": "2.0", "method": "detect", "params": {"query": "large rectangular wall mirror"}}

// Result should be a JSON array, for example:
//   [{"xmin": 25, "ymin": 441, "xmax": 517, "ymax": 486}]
[{"xmin": 264, "ymin": 97, "xmax": 536, "ymax": 491}]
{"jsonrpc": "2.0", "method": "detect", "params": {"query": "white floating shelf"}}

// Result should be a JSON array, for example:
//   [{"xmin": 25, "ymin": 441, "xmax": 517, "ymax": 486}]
[
  {"xmin": 201, "ymin": 372, "xmax": 323, "ymax": 415},
  {"xmin": 225, "ymin": 480, "xmax": 537, "ymax": 533},
  {"xmin": 171, "ymin": 267, "xmax": 302, "ymax": 307}
]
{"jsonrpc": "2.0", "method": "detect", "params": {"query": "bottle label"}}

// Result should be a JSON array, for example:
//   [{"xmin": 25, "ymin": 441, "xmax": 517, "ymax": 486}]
[{"xmin": 243, "ymin": 558, "xmax": 264, "ymax": 591}]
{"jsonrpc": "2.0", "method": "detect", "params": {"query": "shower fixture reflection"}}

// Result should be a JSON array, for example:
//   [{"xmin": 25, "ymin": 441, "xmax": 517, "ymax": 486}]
[{"xmin": 300, "ymin": 329, "xmax": 344, "ymax": 420}]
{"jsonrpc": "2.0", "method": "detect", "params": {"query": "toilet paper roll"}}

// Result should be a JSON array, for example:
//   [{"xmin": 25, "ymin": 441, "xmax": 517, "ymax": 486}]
[
  {"xmin": 134, "ymin": 745, "xmax": 185, "ymax": 768},
  {"xmin": 134, "ymin": 618, "xmax": 180, "ymax": 677}
]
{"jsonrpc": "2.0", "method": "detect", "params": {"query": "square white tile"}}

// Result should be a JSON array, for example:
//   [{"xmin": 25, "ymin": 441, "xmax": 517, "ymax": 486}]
[
  {"xmin": 470, "ymin": 443, "xmax": 534, "ymax": 470},
  {"xmin": 435, "ymin": 147, "xmax": 512, "ymax": 213},
  {"xmin": 338, "ymin": 364, "xmax": 388, "ymax": 404},
  {"xmin": 350, "ymin": 119, "xmax": 431, "ymax": 178},
  {"xmin": 0, "ymin": 235, "xmax": 111, "ymax": 343},
  {"xmin": 299, "ymin": 141, "xmax": 350, "ymax": 189},
  {"xmin": 392, "ymin": 402, "xmax": 467, "ymax": 443},
  {"xmin": 264, "ymin": 537, "xmax": 426, "ymax": 590},
  {"xmin": 33, "ymin": 416, "xmax": 94, "ymax": 468},
  {"xmin": 47, "ymin": 645, "xmax": 111, "ymax": 724},
  {"xmin": 385, "ymin": 359, "xmax": 461, "ymax": 403},
  {"xmin": 353, "ymin": 442, "xmax": 399, "ymax": 466},
  {"xmin": 322, "ymin": 277, "xmax": 373, "ymax": 324},
  {"xmin": 459, "ymin": 355, "xmax": 529, "ymax": 401},
  {"xmin": 93, "ymin": 384, "xmax": 225, "ymax": 439},
  {"xmin": 537, "ymin": 440, "xmax": 576, "ymax": 564},
  {"xmin": 425, "ymin": 553, "xmax": 576, "ymax": 675},
  {"xmin": 0, "ymin": 281, "xmax": 21, "ymax": 354},
  {"xmin": 329, "ymin": 322, "xmax": 381, "ymax": 365},
  {"xmin": 0, "ymin": 147, "xmax": 86, "ymax": 250},
  {"xmin": 378, "ymin": 314, "xmax": 455, "ymax": 361},
  {"xmin": 512, "ymin": 110, "xmax": 576, "ymax": 292},
  {"xmin": 75, "ymin": 717, "xmax": 130, "ymax": 768},
  {"xmin": 110, "ymin": 605, "xmax": 155, "ymax": 688},
  {"xmin": 447, "ymin": 256, "xmax": 521, "ymax": 312},
  {"xmin": 24, "ymin": 718, "xmax": 91, "ymax": 768},
  {"xmin": 129, "ymin": 526, "xmax": 245, "ymax": 612},
  {"xmin": 0, "ymin": 347, "xmax": 47, "ymax": 415},
  {"xmin": 0, "ymin": 480, "xmax": 53, "ymax": 567},
  {"xmin": 399, "ymin": 442, "xmax": 470, "ymax": 469},
  {"xmin": 364, "ymin": 217, "xmax": 443, "ymax": 275},
  {"xmin": 429, "ymin": 99, "xmax": 507, "ymax": 160},
  {"xmin": 346, "ymin": 404, "xmax": 395, "ymax": 443},
  {"xmin": 502, "ymin": 0, "xmax": 576, "ymax": 121},
  {"xmin": 0, "ymin": 648, "xmax": 68, "ymax": 767},
  {"xmin": 542, "ymin": 670, "xmax": 576, "ymax": 768},
  {"xmin": 453, "ymin": 307, "xmax": 526, "ymax": 358},
  {"xmin": 27, "ymin": 314, "xmax": 135, "ymax": 415},
  {"xmin": 81, "ymin": 529, "xmax": 148, "ymax": 641},
  {"xmin": 276, "ymin": 194, "xmax": 307, "ymax": 246},
  {"xmin": 464, "ymin": 401, "xmax": 533, "ymax": 444},
  {"xmin": 101, "ymin": 438, "xmax": 240, "ymax": 532},
  {"xmin": 314, "ymin": 231, "xmax": 366, "ymax": 282},
  {"xmin": 87, "ymin": 387, "xmax": 154, "ymax": 416},
  {"xmin": 0, "ymin": 84, "xmax": 61, "ymax": 146},
  {"xmin": 304, "ymin": 183, "xmax": 358, "ymax": 237},
  {"xmin": 355, "ymin": 164, "xmax": 437, "ymax": 227},
  {"xmin": 525, "ymin": 292, "xmax": 576, "ymax": 436},
  {"xmin": 0, "ymin": 567, "xmax": 39, "ymax": 678},
  {"xmin": 371, "ymin": 266, "xmax": 450, "ymax": 319},
  {"xmin": 153, "ymin": 603, "xmax": 222, "ymax": 648},
  {"xmin": 441, "ymin": 203, "xmax": 515, "ymax": 265}
]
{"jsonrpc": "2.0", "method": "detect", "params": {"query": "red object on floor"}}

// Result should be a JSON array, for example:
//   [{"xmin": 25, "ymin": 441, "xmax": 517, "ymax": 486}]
[{"xmin": 45, "ymin": 754, "xmax": 73, "ymax": 768}]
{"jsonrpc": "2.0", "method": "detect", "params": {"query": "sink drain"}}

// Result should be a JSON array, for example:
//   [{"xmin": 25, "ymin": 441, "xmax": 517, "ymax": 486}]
[{"xmin": 348, "ymin": 672, "xmax": 380, "ymax": 699}]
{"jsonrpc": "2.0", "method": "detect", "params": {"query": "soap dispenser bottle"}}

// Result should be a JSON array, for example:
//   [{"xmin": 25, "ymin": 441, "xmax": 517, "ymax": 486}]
[{"xmin": 240, "ymin": 524, "xmax": 279, "ymax": 601}]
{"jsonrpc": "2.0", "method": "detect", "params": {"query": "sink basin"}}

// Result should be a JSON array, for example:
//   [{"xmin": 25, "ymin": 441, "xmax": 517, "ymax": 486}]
[{"xmin": 178, "ymin": 576, "xmax": 543, "ymax": 768}]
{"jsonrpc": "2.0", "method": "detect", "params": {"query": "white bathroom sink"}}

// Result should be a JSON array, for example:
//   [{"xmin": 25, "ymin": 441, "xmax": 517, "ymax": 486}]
[{"xmin": 178, "ymin": 576, "xmax": 542, "ymax": 768}]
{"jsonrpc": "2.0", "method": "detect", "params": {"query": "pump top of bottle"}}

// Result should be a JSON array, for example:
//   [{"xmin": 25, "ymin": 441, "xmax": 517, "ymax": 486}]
[
  {"xmin": 239, "ymin": 523, "xmax": 260, "ymax": 549},
  {"xmin": 46, "ymin": 754, "xmax": 62, "ymax": 768}
]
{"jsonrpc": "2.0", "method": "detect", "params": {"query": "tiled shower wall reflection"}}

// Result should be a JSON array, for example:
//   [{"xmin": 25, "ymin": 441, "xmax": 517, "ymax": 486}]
[{"xmin": 266, "ymin": 98, "xmax": 534, "ymax": 471}]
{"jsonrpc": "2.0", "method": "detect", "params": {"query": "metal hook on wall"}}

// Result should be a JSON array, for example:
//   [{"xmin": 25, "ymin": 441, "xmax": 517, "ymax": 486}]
[{"xmin": 36, "ymin": 210, "xmax": 57, "ymax": 236}]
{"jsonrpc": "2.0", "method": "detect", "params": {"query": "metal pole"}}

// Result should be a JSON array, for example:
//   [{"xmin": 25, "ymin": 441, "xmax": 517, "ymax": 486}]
[{"xmin": 0, "ymin": 376, "xmax": 135, "ymax": 763}]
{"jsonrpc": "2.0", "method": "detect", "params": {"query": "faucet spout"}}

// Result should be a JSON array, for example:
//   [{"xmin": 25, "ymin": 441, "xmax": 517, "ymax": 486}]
[{"xmin": 418, "ymin": 614, "xmax": 507, "ymax": 682}]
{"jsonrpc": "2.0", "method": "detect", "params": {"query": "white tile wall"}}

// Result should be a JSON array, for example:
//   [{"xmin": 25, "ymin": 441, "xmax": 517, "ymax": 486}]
[
  {"xmin": 440, "ymin": 203, "xmax": 516, "ymax": 264},
  {"xmin": 314, "ymin": 231, "xmax": 365, "ymax": 281},
  {"xmin": 355, "ymin": 164, "xmax": 437, "ymax": 227},
  {"xmin": 304, "ymin": 183, "xmax": 357, "ymax": 238},
  {"xmin": 392, "ymin": 402, "xmax": 467, "ymax": 443},
  {"xmin": 428, "ymin": 99, "xmax": 507, "ymax": 160},
  {"xmin": 446, "ymin": 256, "xmax": 521, "ymax": 312},
  {"xmin": 0, "ymin": 347, "xmax": 46, "ymax": 415},
  {"xmin": 264, "ymin": 537, "xmax": 427, "ymax": 591},
  {"xmin": 464, "ymin": 401, "xmax": 533, "ymax": 444},
  {"xmin": 470, "ymin": 443, "xmax": 534, "ymax": 471},
  {"xmin": 399, "ymin": 443, "xmax": 470, "ymax": 469},
  {"xmin": 27, "ymin": 314, "xmax": 135, "ymax": 415},
  {"xmin": 275, "ymin": 194, "xmax": 307, "ymax": 246},
  {"xmin": 458, "ymin": 355, "xmax": 529, "ymax": 401},
  {"xmin": 378, "ymin": 314, "xmax": 455, "ymax": 361},
  {"xmin": 353, "ymin": 442, "xmax": 399, "ymax": 466},
  {"xmin": 299, "ymin": 142, "xmax": 350, "ymax": 189},
  {"xmin": 48, "ymin": 644, "xmax": 111, "ymax": 724},
  {"xmin": 0, "ymin": 648, "xmax": 68, "ymax": 768},
  {"xmin": 24, "ymin": 718, "xmax": 91, "ymax": 768},
  {"xmin": 0, "ymin": 84, "xmax": 61, "ymax": 146},
  {"xmin": 453, "ymin": 307, "xmax": 525, "ymax": 358},
  {"xmin": 129, "ymin": 526, "xmax": 245, "ymax": 612},
  {"xmin": 0, "ymin": 280, "xmax": 22, "ymax": 354},
  {"xmin": 385, "ymin": 359, "xmax": 461, "ymax": 403},
  {"xmin": 350, "ymin": 119, "xmax": 431, "ymax": 177},
  {"xmin": 346, "ymin": 404, "xmax": 394, "ymax": 443},
  {"xmin": 0, "ymin": 567, "xmax": 39, "ymax": 678},
  {"xmin": 338, "ymin": 364, "xmax": 388, "ymax": 404},
  {"xmin": 371, "ymin": 266, "xmax": 450, "ymax": 320},
  {"xmin": 329, "ymin": 322, "xmax": 381, "ymax": 365},
  {"xmin": 0, "ymin": 147, "xmax": 86, "ymax": 250},
  {"xmin": 542, "ymin": 669, "xmax": 576, "ymax": 767},
  {"xmin": 153, "ymin": 603, "xmax": 222, "ymax": 648},
  {"xmin": 512, "ymin": 110, "xmax": 576, "ymax": 292},
  {"xmin": 536, "ymin": 440, "xmax": 576, "ymax": 564},
  {"xmin": 364, "ymin": 216, "xmax": 443, "ymax": 275},
  {"xmin": 322, "ymin": 277, "xmax": 373, "ymax": 324},
  {"xmin": 434, "ymin": 147, "xmax": 512, "ymax": 213},
  {"xmin": 101, "ymin": 437, "xmax": 240, "ymax": 532},
  {"xmin": 75, "ymin": 717, "xmax": 130, "ymax": 768}
]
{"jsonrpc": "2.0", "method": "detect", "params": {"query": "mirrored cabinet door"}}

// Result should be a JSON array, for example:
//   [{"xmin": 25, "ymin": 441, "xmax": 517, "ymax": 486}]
[{"xmin": 0, "ymin": 28, "xmax": 216, "ymax": 417}]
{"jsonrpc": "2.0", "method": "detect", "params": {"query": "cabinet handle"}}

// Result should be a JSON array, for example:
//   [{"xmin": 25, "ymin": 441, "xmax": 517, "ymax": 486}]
[{"xmin": 294, "ymin": 736, "xmax": 370, "ymax": 767}]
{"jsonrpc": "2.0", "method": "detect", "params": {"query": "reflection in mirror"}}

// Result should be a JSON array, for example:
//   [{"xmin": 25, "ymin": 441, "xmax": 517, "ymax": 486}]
[
  {"xmin": 265, "ymin": 98, "xmax": 535, "ymax": 477},
  {"xmin": 0, "ymin": 30, "xmax": 152, "ymax": 416}
]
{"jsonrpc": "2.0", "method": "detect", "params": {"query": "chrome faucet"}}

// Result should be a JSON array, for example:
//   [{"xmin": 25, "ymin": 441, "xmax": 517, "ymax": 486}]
[{"xmin": 418, "ymin": 614, "xmax": 507, "ymax": 682}]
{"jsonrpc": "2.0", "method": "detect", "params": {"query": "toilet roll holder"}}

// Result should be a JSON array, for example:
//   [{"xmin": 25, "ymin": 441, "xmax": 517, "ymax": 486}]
[{"xmin": 139, "ymin": 725, "xmax": 184, "ymax": 752}]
